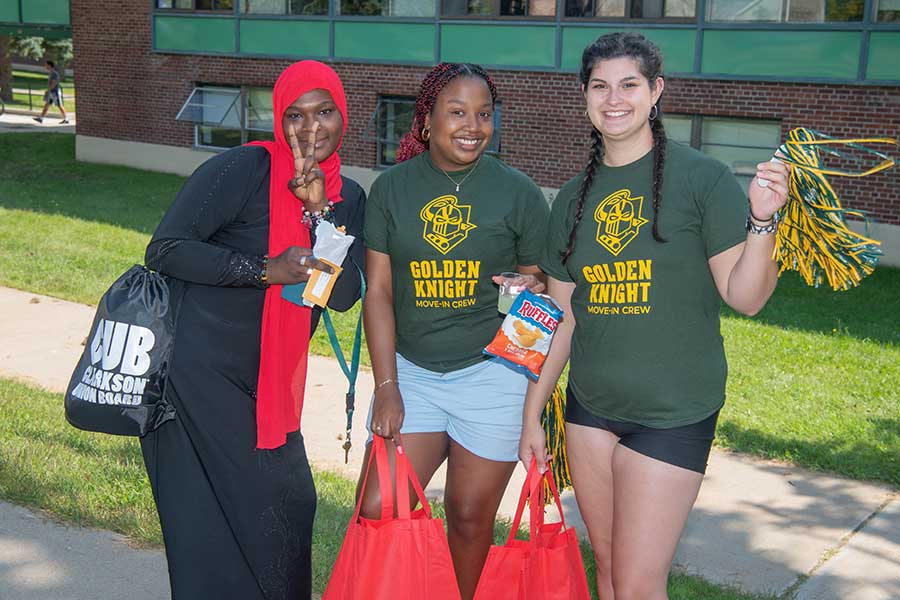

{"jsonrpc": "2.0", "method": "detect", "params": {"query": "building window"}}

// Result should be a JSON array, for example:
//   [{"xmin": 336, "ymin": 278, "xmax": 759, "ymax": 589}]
[
  {"xmin": 338, "ymin": 0, "xmax": 436, "ymax": 16},
  {"xmin": 663, "ymin": 114, "xmax": 693, "ymax": 145},
  {"xmin": 706, "ymin": 0, "xmax": 862, "ymax": 21},
  {"xmin": 374, "ymin": 96, "xmax": 502, "ymax": 167},
  {"xmin": 565, "ymin": 0, "xmax": 696, "ymax": 18},
  {"xmin": 376, "ymin": 97, "xmax": 416, "ymax": 167},
  {"xmin": 241, "ymin": 0, "xmax": 327, "ymax": 14},
  {"xmin": 157, "ymin": 0, "xmax": 235, "ymax": 9},
  {"xmin": 177, "ymin": 86, "xmax": 275, "ymax": 149},
  {"xmin": 665, "ymin": 115, "xmax": 781, "ymax": 190},
  {"xmin": 877, "ymin": 0, "xmax": 900, "ymax": 20},
  {"xmin": 441, "ymin": 0, "xmax": 557, "ymax": 17}
]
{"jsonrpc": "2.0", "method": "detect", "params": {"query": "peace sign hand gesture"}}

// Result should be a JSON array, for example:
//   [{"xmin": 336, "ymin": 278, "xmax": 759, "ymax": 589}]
[{"xmin": 287, "ymin": 121, "xmax": 327, "ymax": 210}]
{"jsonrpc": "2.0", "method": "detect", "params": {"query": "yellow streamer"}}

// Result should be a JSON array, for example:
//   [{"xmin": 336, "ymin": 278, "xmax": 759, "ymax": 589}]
[
  {"xmin": 774, "ymin": 128, "xmax": 896, "ymax": 291},
  {"xmin": 540, "ymin": 382, "xmax": 572, "ymax": 503}
]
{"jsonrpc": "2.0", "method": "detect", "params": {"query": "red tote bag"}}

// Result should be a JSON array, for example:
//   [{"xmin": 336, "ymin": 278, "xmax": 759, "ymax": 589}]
[
  {"xmin": 323, "ymin": 435, "xmax": 461, "ymax": 600},
  {"xmin": 473, "ymin": 461, "xmax": 591, "ymax": 600}
]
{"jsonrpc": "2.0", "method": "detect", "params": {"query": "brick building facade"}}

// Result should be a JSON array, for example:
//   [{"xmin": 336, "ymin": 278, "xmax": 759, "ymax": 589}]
[{"xmin": 69, "ymin": 1, "xmax": 900, "ymax": 235}]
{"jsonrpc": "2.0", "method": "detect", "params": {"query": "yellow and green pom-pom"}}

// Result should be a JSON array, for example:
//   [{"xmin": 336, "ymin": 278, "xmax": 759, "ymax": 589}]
[
  {"xmin": 774, "ymin": 128, "xmax": 896, "ymax": 291},
  {"xmin": 540, "ymin": 382, "xmax": 572, "ymax": 504}
]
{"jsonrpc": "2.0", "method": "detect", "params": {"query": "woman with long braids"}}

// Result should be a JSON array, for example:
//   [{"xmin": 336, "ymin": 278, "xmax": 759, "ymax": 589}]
[
  {"xmin": 358, "ymin": 62, "xmax": 549, "ymax": 599},
  {"xmin": 519, "ymin": 33, "xmax": 790, "ymax": 599}
]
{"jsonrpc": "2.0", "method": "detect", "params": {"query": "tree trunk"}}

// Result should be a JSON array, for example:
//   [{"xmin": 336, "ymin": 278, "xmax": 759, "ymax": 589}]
[{"xmin": 0, "ymin": 36, "xmax": 13, "ymax": 102}]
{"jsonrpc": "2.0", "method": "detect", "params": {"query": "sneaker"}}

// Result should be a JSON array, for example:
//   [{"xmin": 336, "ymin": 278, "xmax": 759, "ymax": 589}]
[
  {"xmin": 60, "ymin": 120, "xmax": 70, "ymax": 124},
  {"xmin": 32, "ymin": 117, "xmax": 43, "ymax": 123}
]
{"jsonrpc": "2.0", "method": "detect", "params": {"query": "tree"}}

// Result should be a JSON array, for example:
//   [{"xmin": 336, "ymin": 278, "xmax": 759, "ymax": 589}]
[
  {"xmin": 11, "ymin": 36, "xmax": 74, "ymax": 81},
  {"xmin": 0, "ymin": 36, "xmax": 12, "ymax": 102}
]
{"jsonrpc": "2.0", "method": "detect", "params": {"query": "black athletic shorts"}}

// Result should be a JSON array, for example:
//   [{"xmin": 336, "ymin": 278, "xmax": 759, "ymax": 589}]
[{"xmin": 565, "ymin": 386, "xmax": 719, "ymax": 474}]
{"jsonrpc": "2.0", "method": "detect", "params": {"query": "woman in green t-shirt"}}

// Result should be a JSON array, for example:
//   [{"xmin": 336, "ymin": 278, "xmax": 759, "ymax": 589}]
[
  {"xmin": 359, "ymin": 62, "xmax": 549, "ymax": 599},
  {"xmin": 519, "ymin": 33, "xmax": 791, "ymax": 599}
]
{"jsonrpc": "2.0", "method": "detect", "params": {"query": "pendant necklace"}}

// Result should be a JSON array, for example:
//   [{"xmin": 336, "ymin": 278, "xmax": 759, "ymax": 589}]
[{"xmin": 439, "ymin": 155, "xmax": 483, "ymax": 192}]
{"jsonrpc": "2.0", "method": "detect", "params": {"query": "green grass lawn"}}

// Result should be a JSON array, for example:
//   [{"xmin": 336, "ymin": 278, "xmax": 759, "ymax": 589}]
[
  {"xmin": 4, "ymin": 132, "xmax": 894, "ymax": 597},
  {"xmin": 4, "ymin": 69, "xmax": 77, "ymax": 113},
  {"xmin": 1, "ymin": 133, "xmax": 898, "ymax": 487},
  {"xmin": 0, "ymin": 377, "xmax": 767, "ymax": 600}
]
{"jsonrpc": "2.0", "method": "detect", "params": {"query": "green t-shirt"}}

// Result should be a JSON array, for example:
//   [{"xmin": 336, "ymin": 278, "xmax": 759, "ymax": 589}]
[
  {"xmin": 542, "ymin": 141, "xmax": 747, "ymax": 427},
  {"xmin": 365, "ymin": 152, "xmax": 549, "ymax": 373}
]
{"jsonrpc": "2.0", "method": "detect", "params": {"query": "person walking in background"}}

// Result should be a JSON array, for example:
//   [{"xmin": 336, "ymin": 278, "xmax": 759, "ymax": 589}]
[
  {"xmin": 519, "ymin": 32, "xmax": 790, "ymax": 599},
  {"xmin": 33, "ymin": 60, "xmax": 68, "ymax": 124}
]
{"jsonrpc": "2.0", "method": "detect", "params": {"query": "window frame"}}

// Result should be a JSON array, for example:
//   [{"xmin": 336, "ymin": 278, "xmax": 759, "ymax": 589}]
[
  {"xmin": 562, "ymin": 0, "xmax": 699, "ymax": 21},
  {"xmin": 156, "ymin": 0, "xmax": 237, "ymax": 12},
  {"xmin": 177, "ymin": 85, "xmax": 276, "ymax": 151},
  {"xmin": 665, "ymin": 113, "xmax": 783, "ymax": 185}
]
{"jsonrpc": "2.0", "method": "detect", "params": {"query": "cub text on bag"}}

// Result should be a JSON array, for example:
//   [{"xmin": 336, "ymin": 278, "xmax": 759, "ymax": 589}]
[{"xmin": 65, "ymin": 265, "xmax": 178, "ymax": 436}]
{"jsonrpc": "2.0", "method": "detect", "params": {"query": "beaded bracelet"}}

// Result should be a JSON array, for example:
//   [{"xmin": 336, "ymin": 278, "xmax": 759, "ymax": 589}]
[{"xmin": 259, "ymin": 254, "xmax": 269, "ymax": 287}]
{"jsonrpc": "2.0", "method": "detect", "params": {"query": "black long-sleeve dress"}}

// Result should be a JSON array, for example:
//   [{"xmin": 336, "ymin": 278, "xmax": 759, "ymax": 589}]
[{"xmin": 140, "ymin": 145, "xmax": 365, "ymax": 600}]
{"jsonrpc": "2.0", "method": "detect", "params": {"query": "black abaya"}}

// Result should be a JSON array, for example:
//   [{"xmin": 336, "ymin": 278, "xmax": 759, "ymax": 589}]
[{"xmin": 140, "ymin": 146, "xmax": 365, "ymax": 600}]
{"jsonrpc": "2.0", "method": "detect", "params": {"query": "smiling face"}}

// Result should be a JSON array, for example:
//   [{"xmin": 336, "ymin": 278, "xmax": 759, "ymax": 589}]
[
  {"xmin": 424, "ymin": 76, "xmax": 494, "ymax": 172},
  {"xmin": 281, "ymin": 88, "xmax": 344, "ymax": 162},
  {"xmin": 583, "ymin": 56, "xmax": 663, "ymax": 145}
]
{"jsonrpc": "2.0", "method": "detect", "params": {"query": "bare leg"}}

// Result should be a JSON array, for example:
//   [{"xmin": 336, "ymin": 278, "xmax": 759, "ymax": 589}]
[
  {"xmin": 59, "ymin": 105, "xmax": 68, "ymax": 120},
  {"xmin": 610, "ymin": 446, "xmax": 704, "ymax": 600},
  {"xmin": 355, "ymin": 432, "xmax": 449, "ymax": 519},
  {"xmin": 443, "ymin": 439, "xmax": 517, "ymax": 600},
  {"xmin": 566, "ymin": 423, "xmax": 619, "ymax": 600},
  {"xmin": 40, "ymin": 102, "xmax": 50, "ymax": 118}
]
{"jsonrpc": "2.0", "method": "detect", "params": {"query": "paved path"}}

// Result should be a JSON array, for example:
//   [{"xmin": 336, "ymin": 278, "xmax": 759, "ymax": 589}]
[
  {"xmin": 0, "ymin": 112, "xmax": 76, "ymax": 133},
  {"xmin": 0, "ymin": 284, "xmax": 897, "ymax": 599}
]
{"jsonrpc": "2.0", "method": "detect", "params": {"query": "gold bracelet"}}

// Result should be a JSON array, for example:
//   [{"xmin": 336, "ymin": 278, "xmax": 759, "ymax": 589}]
[{"xmin": 374, "ymin": 377, "xmax": 398, "ymax": 391}]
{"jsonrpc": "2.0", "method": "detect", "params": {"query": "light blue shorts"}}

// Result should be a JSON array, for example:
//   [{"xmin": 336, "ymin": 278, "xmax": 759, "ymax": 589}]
[{"xmin": 367, "ymin": 354, "xmax": 529, "ymax": 462}]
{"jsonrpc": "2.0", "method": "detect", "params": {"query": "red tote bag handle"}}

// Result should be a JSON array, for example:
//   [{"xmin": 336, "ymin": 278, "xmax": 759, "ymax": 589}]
[
  {"xmin": 351, "ymin": 434, "xmax": 432, "ymax": 523},
  {"xmin": 507, "ymin": 459, "xmax": 567, "ymax": 545}
]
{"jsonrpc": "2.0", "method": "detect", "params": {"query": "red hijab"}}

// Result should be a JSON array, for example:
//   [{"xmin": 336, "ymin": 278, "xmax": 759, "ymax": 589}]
[{"xmin": 249, "ymin": 60, "xmax": 348, "ymax": 449}]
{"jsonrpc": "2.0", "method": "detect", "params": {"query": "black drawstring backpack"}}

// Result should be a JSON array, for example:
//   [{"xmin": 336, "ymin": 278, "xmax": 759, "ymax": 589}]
[{"xmin": 65, "ymin": 265, "xmax": 180, "ymax": 436}]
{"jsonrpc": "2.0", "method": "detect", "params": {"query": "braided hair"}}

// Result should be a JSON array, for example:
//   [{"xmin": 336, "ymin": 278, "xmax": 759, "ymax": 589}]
[
  {"xmin": 395, "ymin": 62, "xmax": 498, "ymax": 163},
  {"xmin": 561, "ymin": 32, "xmax": 667, "ymax": 264}
]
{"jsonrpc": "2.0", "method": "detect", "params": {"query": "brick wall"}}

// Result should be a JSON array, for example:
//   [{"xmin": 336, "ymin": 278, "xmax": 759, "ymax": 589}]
[{"xmin": 72, "ymin": 1, "xmax": 900, "ymax": 225}]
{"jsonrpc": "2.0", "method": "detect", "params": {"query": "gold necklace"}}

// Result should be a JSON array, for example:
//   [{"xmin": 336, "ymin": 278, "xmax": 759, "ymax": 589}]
[{"xmin": 439, "ymin": 155, "xmax": 483, "ymax": 192}]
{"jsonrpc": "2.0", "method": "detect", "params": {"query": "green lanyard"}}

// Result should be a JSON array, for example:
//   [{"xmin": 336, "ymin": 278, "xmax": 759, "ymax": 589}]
[{"xmin": 321, "ymin": 259, "xmax": 366, "ymax": 463}]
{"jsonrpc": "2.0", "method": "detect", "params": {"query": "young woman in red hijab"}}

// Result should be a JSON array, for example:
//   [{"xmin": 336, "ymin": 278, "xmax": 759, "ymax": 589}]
[{"xmin": 141, "ymin": 60, "xmax": 365, "ymax": 600}]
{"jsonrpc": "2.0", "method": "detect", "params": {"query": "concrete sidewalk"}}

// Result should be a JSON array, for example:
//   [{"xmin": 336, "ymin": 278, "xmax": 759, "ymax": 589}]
[
  {"xmin": 0, "ymin": 286, "xmax": 897, "ymax": 599},
  {"xmin": 0, "ymin": 112, "xmax": 76, "ymax": 134}
]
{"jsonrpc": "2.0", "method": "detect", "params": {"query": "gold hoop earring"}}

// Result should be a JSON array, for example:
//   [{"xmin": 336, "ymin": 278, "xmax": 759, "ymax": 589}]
[{"xmin": 421, "ymin": 127, "xmax": 430, "ymax": 141}]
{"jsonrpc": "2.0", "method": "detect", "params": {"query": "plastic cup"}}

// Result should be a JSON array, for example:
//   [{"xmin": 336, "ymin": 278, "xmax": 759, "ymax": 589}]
[{"xmin": 498, "ymin": 272, "xmax": 527, "ymax": 314}]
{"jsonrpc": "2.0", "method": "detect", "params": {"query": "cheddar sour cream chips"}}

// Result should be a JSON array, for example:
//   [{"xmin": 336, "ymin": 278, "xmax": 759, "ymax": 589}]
[{"xmin": 484, "ymin": 290, "xmax": 563, "ymax": 380}]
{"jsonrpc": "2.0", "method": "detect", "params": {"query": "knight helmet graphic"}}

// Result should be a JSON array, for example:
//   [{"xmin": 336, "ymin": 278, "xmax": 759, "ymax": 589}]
[
  {"xmin": 420, "ymin": 195, "xmax": 477, "ymax": 255},
  {"xmin": 594, "ymin": 189, "xmax": 649, "ymax": 256}
]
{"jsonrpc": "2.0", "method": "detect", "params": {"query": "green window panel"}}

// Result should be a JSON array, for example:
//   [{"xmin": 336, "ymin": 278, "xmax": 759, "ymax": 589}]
[
  {"xmin": 240, "ymin": 19, "xmax": 329, "ymax": 57},
  {"xmin": 702, "ymin": 30, "xmax": 860, "ymax": 79},
  {"xmin": 867, "ymin": 33, "xmax": 900, "ymax": 81},
  {"xmin": 0, "ymin": 0, "xmax": 19, "ymax": 23},
  {"xmin": 441, "ymin": 25, "xmax": 555, "ymax": 68},
  {"xmin": 21, "ymin": 0, "xmax": 69, "ymax": 25},
  {"xmin": 334, "ymin": 22, "xmax": 434, "ymax": 63},
  {"xmin": 561, "ymin": 27, "xmax": 695, "ymax": 74},
  {"xmin": 154, "ymin": 16, "xmax": 236, "ymax": 54}
]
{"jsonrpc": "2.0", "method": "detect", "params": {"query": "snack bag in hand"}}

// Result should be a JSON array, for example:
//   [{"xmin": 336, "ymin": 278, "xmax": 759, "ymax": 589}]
[{"xmin": 484, "ymin": 290, "xmax": 563, "ymax": 380}]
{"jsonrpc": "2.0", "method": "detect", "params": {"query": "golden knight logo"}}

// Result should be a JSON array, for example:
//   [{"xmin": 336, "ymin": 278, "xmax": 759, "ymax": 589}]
[
  {"xmin": 594, "ymin": 189, "xmax": 649, "ymax": 256},
  {"xmin": 420, "ymin": 195, "xmax": 477, "ymax": 255}
]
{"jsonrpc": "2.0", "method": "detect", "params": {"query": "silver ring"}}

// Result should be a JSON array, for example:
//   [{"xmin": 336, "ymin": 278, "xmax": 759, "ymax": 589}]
[
  {"xmin": 306, "ymin": 267, "xmax": 313, "ymax": 276},
  {"xmin": 299, "ymin": 255, "xmax": 308, "ymax": 266},
  {"xmin": 375, "ymin": 425, "xmax": 382, "ymax": 431}
]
